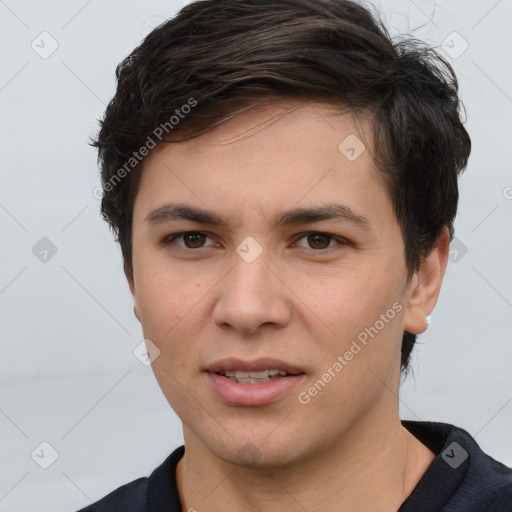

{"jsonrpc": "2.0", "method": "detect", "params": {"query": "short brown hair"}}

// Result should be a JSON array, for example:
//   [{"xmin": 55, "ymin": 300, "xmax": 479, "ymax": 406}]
[{"xmin": 91, "ymin": 0, "xmax": 471, "ymax": 374}]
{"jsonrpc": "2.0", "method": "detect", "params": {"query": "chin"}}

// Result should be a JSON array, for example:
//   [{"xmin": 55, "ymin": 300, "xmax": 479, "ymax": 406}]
[{"xmin": 202, "ymin": 429, "xmax": 311, "ymax": 470}]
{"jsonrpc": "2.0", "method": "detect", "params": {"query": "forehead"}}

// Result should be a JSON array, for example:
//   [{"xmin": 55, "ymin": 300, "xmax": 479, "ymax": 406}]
[{"xmin": 133, "ymin": 99, "xmax": 392, "ymax": 229}]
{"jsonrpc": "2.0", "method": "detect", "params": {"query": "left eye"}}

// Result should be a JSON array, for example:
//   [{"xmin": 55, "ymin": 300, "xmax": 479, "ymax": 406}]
[{"xmin": 294, "ymin": 232, "xmax": 346, "ymax": 250}]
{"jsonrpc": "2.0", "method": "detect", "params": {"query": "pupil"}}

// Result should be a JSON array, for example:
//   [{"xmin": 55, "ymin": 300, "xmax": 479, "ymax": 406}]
[
  {"xmin": 185, "ymin": 233, "xmax": 205, "ymax": 248},
  {"xmin": 308, "ymin": 234, "xmax": 329, "ymax": 249}
]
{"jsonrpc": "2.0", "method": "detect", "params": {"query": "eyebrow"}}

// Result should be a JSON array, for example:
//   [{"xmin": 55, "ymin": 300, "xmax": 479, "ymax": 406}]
[{"xmin": 145, "ymin": 202, "xmax": 372, "ymax": 230}]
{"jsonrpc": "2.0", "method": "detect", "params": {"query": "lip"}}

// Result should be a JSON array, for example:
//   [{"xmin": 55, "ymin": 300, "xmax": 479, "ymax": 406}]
[
  {"xmin": 204, "ymin": 357, "xmax": 306, "ymax": 407},
  {"xmin": 206, "ymin": 372, "xmax": 307, "ymax": 406},
  {"xmin": 203, "ymin": 357, "xmax": 304, "ymax": 374}
]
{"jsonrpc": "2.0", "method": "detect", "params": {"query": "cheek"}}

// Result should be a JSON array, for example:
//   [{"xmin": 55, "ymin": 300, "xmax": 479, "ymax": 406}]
[
  {"xmin": 133, "ymin": 260, "xmax": 205, "ymax": 344},
  {"xmin": 299, "ymin": 265, "xmax": 406, "ymax": 386},
  {"xmin": 296, "ymin": 261, "xmax": 402, "ymax": 333}
]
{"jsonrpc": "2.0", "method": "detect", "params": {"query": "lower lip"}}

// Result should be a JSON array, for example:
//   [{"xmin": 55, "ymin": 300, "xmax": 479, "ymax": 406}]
[{"xmin": 206, "ymin": 372, "xmax": 307, "ymax": 406}]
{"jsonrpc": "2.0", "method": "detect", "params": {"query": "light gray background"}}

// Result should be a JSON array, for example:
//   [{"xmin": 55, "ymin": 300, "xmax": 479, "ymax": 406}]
[{"xmin": 0, "ymin": 0, "xmax": 511, "ymax": 510}]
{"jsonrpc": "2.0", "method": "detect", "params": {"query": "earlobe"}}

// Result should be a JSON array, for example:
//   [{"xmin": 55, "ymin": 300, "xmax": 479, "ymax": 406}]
[{"xmin": 403, "ymin": 227, "xmax": 450, "ymax": 334}]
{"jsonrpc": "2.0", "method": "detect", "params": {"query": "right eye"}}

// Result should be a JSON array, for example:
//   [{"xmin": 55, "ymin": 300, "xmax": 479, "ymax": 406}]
[{"xmin": 164, "ymin": 231, "xmax": 217, "ymax": 250}]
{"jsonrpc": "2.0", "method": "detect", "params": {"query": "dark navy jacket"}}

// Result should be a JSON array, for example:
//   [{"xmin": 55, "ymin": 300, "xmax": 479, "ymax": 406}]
[{"xmin": 76, "ymin": 421, "xmax": 512, "ymax": 511}]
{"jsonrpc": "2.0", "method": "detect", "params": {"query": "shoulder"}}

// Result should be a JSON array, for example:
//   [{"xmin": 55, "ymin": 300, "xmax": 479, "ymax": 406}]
[
  {"xmin": 485, "ymin": 483, "xmax": 512, "ymax": 511},
  {"xmin": 449, "ymin": 422, "xmax": 512, "ymax": 510},
  {"xmin": 74, "ymin": 445, "xmax": 185, "ymax": 512},
  {"xmin": 403, "ymin": 420, "xmax": 512, "ymax": 511}
]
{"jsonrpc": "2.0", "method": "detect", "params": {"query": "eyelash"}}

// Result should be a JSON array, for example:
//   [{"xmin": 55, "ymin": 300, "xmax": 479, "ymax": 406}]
[{"xmin": 164, "ymin": 231, "xmax": 349, "ymax": 252}]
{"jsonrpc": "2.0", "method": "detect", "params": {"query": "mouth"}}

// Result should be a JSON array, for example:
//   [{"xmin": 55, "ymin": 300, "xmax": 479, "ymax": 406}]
[
  {"xmin": 212, "ymin": 369, "xmax": 304, "ymax": 384},
  {"xmin": 204, "ymin": 357, "xmax": 305, "ymax": 379},
  {"xmin": 203, "ymin": 358, "xmax": 307, "ymax": 406}
]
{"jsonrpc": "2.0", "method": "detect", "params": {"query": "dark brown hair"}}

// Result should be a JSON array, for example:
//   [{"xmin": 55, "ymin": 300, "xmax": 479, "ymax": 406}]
[{"xmin": 91, "ymin": 0, "xmax": 471, "ymax": 374}]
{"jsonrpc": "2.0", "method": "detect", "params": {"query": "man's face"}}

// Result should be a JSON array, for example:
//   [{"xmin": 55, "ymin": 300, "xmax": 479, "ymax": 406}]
[{"xmin": 129, "ymin": 100, "xmax": 417, "ymax": 466}]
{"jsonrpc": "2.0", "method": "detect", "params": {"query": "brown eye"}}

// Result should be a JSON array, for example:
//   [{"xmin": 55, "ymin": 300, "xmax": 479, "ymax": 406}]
[
  {"xmin": 182, "ymin": 232, "xmax": 206, "ymax": 248},
  {"xmin": 307, "ymin": 233, "xmax": 332, "ymax": 249},
  {"xmin": 166, "ymin": 231, "xmax": 213, "ymax": 249},
  {"xmin": 294, "ymin": 232, "xmax": 348, "ymax": 251}
]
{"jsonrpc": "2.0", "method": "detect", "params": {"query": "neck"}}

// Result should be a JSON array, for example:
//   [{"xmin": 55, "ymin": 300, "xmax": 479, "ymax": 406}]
[{"xmin": 175, "ymin": 415, "xmax": 435, "ymax": 512}]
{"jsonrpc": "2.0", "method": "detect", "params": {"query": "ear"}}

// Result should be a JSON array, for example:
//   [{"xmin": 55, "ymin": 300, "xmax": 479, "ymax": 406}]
[
  {"xmin": 403, "ymin": 226, "xmax": 450, "ymax": 334},
  {"xmin": 124, "ymin": 261, "xmax": 141, "ymax": 323}
]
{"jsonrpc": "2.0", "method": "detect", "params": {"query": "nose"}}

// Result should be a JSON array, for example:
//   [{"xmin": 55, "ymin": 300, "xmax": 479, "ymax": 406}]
[{"xmin": 212, "ymin": 252, "xmax": 292, "ymax": 336}]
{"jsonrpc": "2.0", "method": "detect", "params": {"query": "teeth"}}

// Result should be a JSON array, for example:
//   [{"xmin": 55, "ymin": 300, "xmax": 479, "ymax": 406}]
[
  {"xmin": 248, "ymin": 370, "xmax": 269, "ymax": 378},
  {"xmin": 222, "ymin": 369, "xmax": 289, "ymax": 378},
  {"xmin": 226, "ymin": 376, "xmax": 273, "ymax": 383},
  {"xmin": 217, "ymin": 369, "xmax": 298, "ymax": 383}
]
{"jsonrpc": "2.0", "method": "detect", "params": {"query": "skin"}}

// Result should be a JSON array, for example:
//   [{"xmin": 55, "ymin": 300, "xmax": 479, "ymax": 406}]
[{"xmin": 127, "ymin": 99, "xmax": 449, "ymax": 511}]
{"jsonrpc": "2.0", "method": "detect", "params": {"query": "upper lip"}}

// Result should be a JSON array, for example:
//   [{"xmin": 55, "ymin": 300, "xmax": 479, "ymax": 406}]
[{"xmin": 204, "ymin": 357, "xmax": 305, "ymax": 374}]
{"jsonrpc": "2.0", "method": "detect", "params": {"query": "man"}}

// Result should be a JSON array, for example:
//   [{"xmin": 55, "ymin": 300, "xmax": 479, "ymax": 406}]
[{"xmin": 78, "ymin": 0, "xmax": 512, "ymax": 510}]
